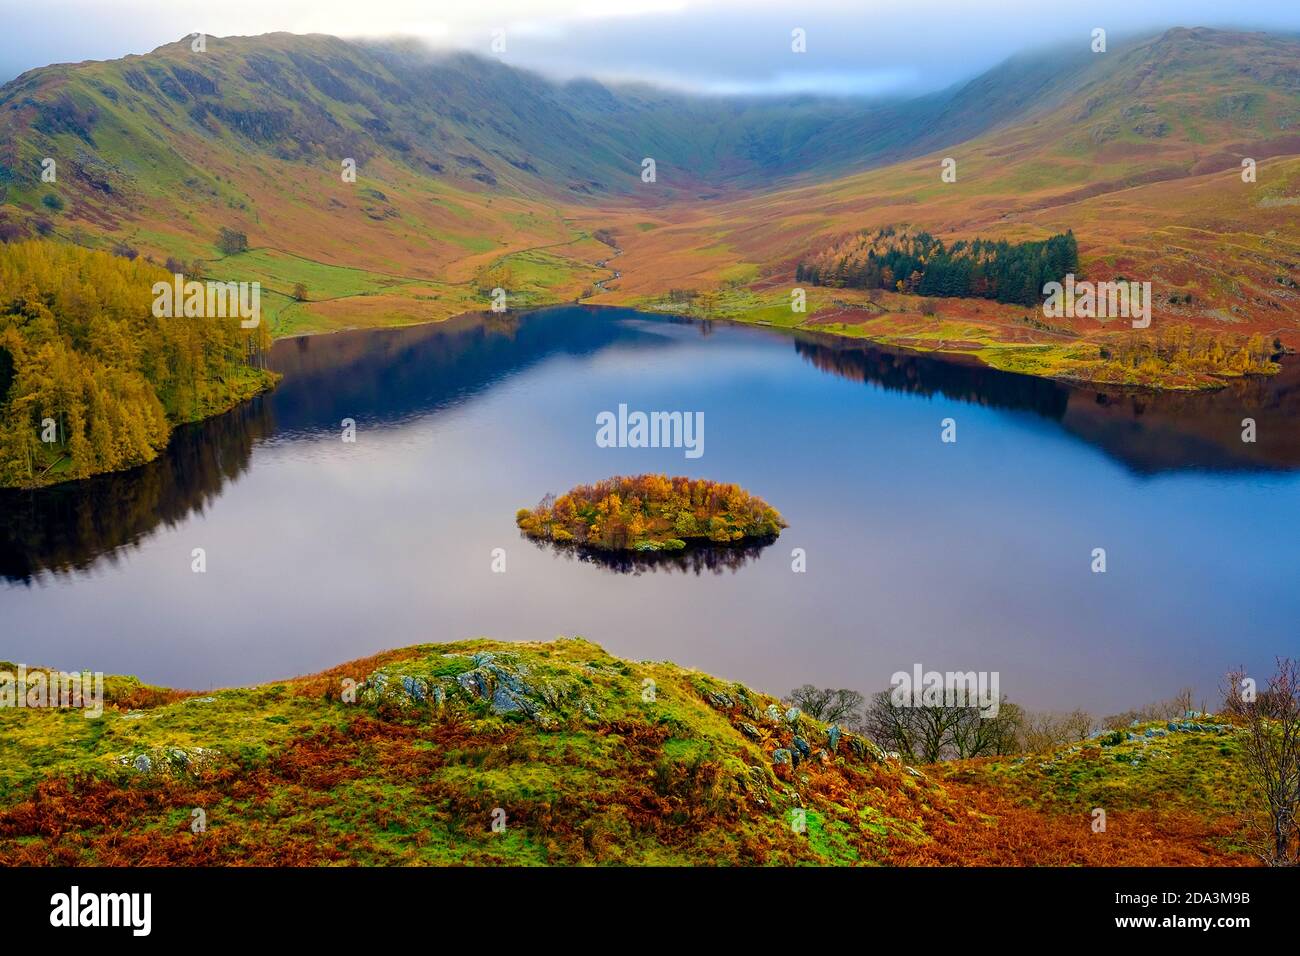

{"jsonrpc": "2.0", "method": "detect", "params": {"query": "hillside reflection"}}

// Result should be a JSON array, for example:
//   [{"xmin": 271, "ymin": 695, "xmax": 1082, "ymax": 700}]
[{"xmin": 791, "ymin": 330, "xmax": 1300, "ymax": 474}]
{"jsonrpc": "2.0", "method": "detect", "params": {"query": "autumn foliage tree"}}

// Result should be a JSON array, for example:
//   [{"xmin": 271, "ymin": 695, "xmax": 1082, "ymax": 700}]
[{"xmin": 0, "ymin": 240, "xmax": 275, "ymax": 487}]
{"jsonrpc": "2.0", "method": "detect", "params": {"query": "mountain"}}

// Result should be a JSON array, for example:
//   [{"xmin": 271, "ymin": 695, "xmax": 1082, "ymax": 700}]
[
  {"xmin": 0, "ymin": 27, "xmax": 1296, "ymax": 374},
  {"xmin": 0, "ymin": 637, "xmax": 1253, "ymax": 865},
  {"xmin": 591, "ymin": 27, "xmax": 1300, "ymax": 386},
  {"xmin": 0, "ymin": 31, "xmax": 1122, "ymax": 211}
]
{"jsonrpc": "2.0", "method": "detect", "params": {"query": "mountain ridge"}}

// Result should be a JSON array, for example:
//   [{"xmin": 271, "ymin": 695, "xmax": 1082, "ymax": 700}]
[{"xmin": 0, "ymin": 26, "xmax": 1296, "ymax": 377}]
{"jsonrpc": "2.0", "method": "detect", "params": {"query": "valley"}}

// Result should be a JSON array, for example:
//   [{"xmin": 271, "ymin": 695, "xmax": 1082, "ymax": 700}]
[{"xmin": 0, "ymin": 27, "xmax": 1294, "ymax": 394}]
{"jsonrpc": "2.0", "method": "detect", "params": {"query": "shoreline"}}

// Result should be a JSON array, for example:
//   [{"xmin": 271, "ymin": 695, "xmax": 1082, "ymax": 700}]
[{"xmin": 279, "ymin": 294, "xmax": 1285, "ymax": 395}]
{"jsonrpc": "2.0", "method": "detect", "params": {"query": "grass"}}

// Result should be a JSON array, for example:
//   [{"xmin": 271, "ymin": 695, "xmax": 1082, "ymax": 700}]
[{"xmin": 629, "ymin": 283, "xmax": 1281, "ymax": 391}]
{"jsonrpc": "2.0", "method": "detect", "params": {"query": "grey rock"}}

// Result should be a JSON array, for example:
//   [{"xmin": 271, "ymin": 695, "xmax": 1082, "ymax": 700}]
[
  {"xmin": 488, "ymin": 665, "xmax": 526, "ymax": 694},
  {"xmin": 739, "ymin": 722, "xmax": 762, "ymax": 740},
  {"xmin": 400, "ymin": 676, "xmax": 427, "ymax": 703},
  {"xmin": 491, "ymin": 686, "xmax": 538, "ymax": 717},
  {"xmin": 707, "ymin": 691, "xmax": 735, "ymax": 711},
  {"xmin": 772, "ymin": 748, "xmax": 792, "ymax": 766},
  {"xmin": 792, "ymin": 736, "xmax": 811, "ymax": 759},
  {"xmin": 827, "ymin": 725, "xmax": 841, "ymax": 752},
  {"xmin": 491, "ymin": 686, "xmax": 522, "ymax": 714},
  {"xmin": 785, "ymin": 707, "xmax": 801, "ymax": 723},
  {"xmin": 765, "ymin": 704, "xmax": 782, "ymax": 723},
  {"xmin": 132, "ymin": 754, "xmax": 152, "ymax": 773},
  {"xmin": 457, "ymin": 669, "xmax": 491, "ymax": 700}
]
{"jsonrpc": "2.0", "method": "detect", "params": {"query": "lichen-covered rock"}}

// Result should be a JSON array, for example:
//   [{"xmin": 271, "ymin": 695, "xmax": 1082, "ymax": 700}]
[
  {"xmin": 118, "ymin": 746, "xmax": 217, "ymax": 775},
  {"xmin": 707, "ymin": 691, "xmax": 735, "ymax": 711},
  {"xmin": 772, "ymin": 748, "xmax": 792, "ymax": 766},
  {"xmin": 400, "ymin": 676, "xmax": 427, "ymax": 703},
  {"xmin": 846, "ymin": 734, "xmax": 885, "ymax": 763},
  {"xmin": 457, "ymin": 669, "xmax": 492, "ymax": 700},
  {"xmin": 491, "ymin": 685, "xmax": 538, "ymax": 717},
  {"xmin": 739, "ymin": 721, "xmax": 761, "ymax": 740}
]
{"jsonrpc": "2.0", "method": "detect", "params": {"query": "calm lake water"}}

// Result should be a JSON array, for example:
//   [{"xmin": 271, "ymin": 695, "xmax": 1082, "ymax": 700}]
[{"xmin": 3, "ymin": 306, "xmax": 1298, "ymax": 713}]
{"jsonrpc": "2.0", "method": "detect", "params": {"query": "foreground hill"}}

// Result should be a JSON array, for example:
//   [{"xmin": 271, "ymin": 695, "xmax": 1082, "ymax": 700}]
[{"xmin": 0, "ymin": 638, "xmax": 1254, "ymax": 865}]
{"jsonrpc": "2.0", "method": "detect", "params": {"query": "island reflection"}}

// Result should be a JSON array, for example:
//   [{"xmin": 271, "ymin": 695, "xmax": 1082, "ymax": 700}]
[{"xmin": 522, "ymin": 534, "xmax": 778, "ymax": 575}]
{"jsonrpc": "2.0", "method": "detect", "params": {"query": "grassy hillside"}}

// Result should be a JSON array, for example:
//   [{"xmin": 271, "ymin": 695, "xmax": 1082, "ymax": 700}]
[
  {"xmin": 0, "ymin": 34, "xmax": 619, "ymax": 333},
  {"xmin": 0, "ymin": 638, "xmax": 1255, "ymax": 865},
  {"xmin": 587, "ymin": 28, "xmax": 1300, "ymax": 388},
  {"xmin": 0, "ymin": 27, "xmax": 1295, "ymax": 387},
  {"xmin": 0, "ymin": 31, "xmax": 1116, "ymax": 338}
]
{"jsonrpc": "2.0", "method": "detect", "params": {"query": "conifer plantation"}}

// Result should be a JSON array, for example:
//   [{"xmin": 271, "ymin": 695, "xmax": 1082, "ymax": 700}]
[
  {"xmin": 0, "ymin": 241, "xmax": 276, "ymax": 487},
  {"xmin": 797, "ymin": 227, "xmax": 1080, "ymax": 307}
]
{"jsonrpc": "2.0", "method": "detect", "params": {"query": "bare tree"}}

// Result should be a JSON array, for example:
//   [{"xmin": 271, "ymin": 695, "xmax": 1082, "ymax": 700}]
[
  {"xmin": 1020, "ymin": 708, "xmax": 1095, "ymax": 752},
  {"xmin": 1224, "ymin": 659, "xmax": 1300, "ymax": 866},
  {"xmin": 862, "ymin": 690, "xmax": 1023, "ymax": 763},
  {"xmin": 784, "ymin": 685, "xmax": 865, "ymax": 727},
  {"xmin": 951, "ymin": 699, "xmax": 1023, "ymax": 758}
]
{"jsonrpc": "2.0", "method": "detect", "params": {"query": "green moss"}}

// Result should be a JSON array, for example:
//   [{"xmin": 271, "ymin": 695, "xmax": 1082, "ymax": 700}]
[{"xmin": 0, "ymin": 640, "xmax": 1256, "ymax": 866}]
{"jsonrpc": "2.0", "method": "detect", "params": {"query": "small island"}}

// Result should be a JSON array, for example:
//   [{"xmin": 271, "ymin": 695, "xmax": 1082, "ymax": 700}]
[{"xmin": 517, "ymin": 474, "xmax": 786, "ymax": 553}]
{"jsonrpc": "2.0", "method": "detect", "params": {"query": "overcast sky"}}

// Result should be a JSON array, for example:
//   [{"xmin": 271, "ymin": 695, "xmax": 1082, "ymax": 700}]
[{"xmin": 1, "ymin": 0, "xmax": 1297, "ymax": 95}]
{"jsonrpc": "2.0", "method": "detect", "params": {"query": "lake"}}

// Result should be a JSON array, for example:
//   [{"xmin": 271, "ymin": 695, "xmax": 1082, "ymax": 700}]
[{"xmin": 3, "ymin": 306, "xmax": 1298, "ymax": 714}]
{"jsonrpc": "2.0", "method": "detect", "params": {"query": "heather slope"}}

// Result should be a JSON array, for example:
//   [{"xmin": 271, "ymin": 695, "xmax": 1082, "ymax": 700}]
[{"xmin": 0, "ymin": 638, "xmax": 1255, "ymax": 865}]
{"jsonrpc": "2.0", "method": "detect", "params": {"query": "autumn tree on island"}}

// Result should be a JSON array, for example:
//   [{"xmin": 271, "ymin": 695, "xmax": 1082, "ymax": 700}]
[{"xmin": 517, "ymin": 475, "xmax": 786, "ymax": 552}]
